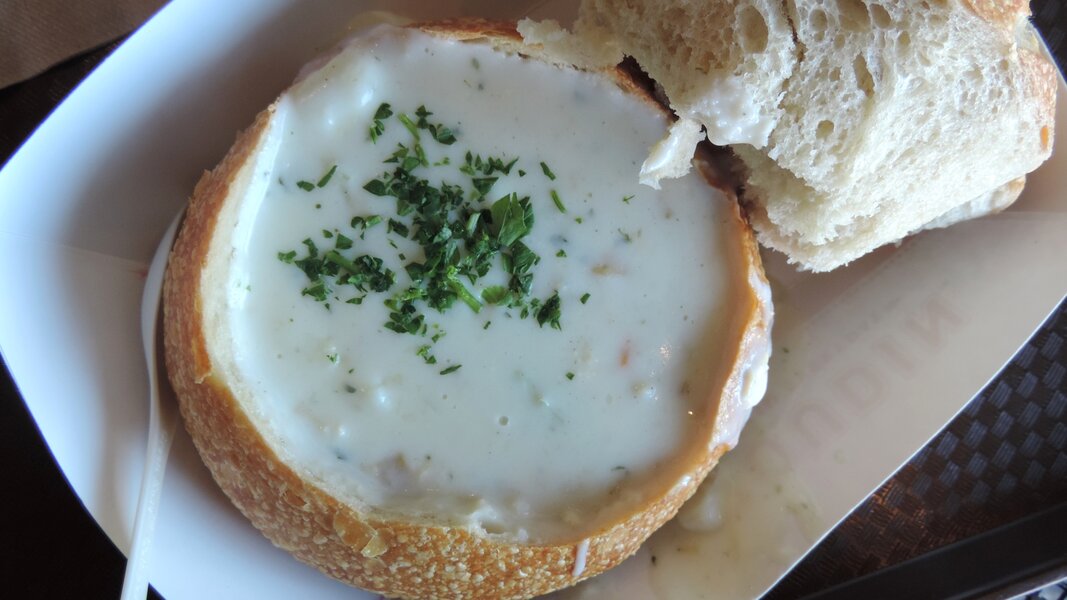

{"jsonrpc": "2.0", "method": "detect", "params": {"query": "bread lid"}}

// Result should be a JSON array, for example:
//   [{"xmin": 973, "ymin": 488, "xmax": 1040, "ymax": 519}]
[{"xmin": 561, "ymin": 0, "xmax": 1056, "ymax": 271}]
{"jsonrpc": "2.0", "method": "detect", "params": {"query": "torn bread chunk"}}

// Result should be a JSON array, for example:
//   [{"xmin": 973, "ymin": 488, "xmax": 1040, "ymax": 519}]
[{"xmin": 564, "ymin": 0, "xmax": 1056, "ymax": 271}]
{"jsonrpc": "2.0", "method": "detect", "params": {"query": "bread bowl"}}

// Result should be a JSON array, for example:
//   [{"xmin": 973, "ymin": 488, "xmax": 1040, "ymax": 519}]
[{"xmin": 163, "ymin": 19, "xmax": 771, "ymax": 599}]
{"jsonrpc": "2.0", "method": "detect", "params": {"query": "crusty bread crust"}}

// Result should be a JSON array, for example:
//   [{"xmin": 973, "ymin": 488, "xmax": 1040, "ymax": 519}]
[{"xmin": 163, "ymin": 20, "xmax": 770, "ymax": 599}]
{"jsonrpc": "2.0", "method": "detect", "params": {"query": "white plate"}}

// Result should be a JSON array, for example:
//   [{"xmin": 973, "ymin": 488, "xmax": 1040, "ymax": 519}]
[{"xmin": 0, "ymin": 1, "xmax": 1064, "ymax": 598}]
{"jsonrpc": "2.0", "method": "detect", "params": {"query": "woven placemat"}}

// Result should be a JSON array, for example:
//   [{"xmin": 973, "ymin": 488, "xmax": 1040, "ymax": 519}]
[{"xmin": 766, "ymin": 300, "xmax": 1067, "ymax": 598}]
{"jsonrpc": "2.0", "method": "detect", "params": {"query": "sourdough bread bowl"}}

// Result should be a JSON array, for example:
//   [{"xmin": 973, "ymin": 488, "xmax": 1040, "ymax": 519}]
[
  {"xmin": 554, "ymin": 0, "xmax": 1057, "ymax": 271},
  {"xmin": 163, "ymin": 19, "xmax": 771, "ymax": 599}
]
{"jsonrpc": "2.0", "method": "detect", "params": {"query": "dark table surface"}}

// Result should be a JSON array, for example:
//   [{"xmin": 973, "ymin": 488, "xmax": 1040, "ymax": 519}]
[{"xmin": 1, "ymin": 4, "xmax": 1066, "ymax": 599}]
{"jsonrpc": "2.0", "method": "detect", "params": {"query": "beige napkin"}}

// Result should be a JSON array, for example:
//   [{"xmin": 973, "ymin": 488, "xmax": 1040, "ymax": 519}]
[{"xmin": 0, "ymin": 0, "xmax": 166, "ymax": 89}]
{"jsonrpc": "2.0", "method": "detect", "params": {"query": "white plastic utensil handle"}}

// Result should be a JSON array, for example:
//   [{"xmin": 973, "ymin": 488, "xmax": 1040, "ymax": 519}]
[{"xmin": 120, "ymin": 211, "xmax": 184, "ymax": 600}]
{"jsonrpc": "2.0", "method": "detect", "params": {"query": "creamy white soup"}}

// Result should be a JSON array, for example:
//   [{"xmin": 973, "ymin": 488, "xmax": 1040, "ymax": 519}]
[{"xmin": 220, "ymin": 25, "xmax": 767, "ymax": 543}]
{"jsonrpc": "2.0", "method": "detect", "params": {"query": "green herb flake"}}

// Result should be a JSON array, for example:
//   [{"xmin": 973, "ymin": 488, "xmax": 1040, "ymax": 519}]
[
  {"xmin": 471, "ymin": 177, "xmax": 498, "ymax": 200},
  {"xmin": 415, "ymin": 105, "xmax": 432, "ymax": 125},
  {"xmin": 301, "ymin": 280, "xmax": 328, "ymax": 302},
  {"xmin": 580, "ymin": 292, "xmax": 591, "ymax": 304},
  {"xmin": 483, "ymin": 321, "xmax": 491, "ymax": 330},
  {"xmin": 296, "ymin": 180, "xmax": 315, "ymax": 192},
  {"xmin": 481, "ymin": 286, "xmax": 509, "ymax": 305},
  {"xmin": 566, "ymin": 372, "xmax": 575, "ymax": 380},
  {"xmin": 622, "ymin": 194, "xmax": 634, "ymax": 204},
  {"xmin": 491, "ymin": 193, "xmax": 533, "ymax": 247},
  {"xmin": 556, "ymin": 249, "xmax": 567, "ymax": 258},
  {"xmin": 439, "ymin": 364, "xmax": 462, "ymax": 376},
  {"xmin": 550, "ymin": 189, "xmax": 566, "ymax": 213},
  {"xmin": 363, "ymin": 179, "xmax": 389, "ymax": 196},
  {"xmin": 277, "ymin": 250, "xmax": 296, "ymax": 263},
  {"xmin": 536, "ymin": 291, "xmax": 562, "ymax": 330},
  {"xmin": 416, "ymin": 345, "xmax": 437, "ymax": 365},
  {"xmin": 446, "ymin": 269, "xmax": 483, "ymax": 313},
  {"xmin": 374, "ymin": 103, "xmax": 393, "ymax": 120},
  {"xmin": 326, "ymin": 353, "xmax": 339, "ymax": 364},
  {"xmin": 387, "ymin": 218, "xmax": 410, "ymax": 238},
  {"xmin": 368, "ymin": 103, "xmax": 393, "ymax": 142},
  {"xmin": 540, "ymin": 161, "xmax": 556, "ymax": 180},
  {"xmin": 397, "ymin": 113, "xmax": 420, "ymax": 138},
  {"xmin": 430, "ymin": 125, "xmax": 456, "ymax": 145},
  {"xmin": 317, "ymin": 165, "xmax": 338, "ymax": 188}
]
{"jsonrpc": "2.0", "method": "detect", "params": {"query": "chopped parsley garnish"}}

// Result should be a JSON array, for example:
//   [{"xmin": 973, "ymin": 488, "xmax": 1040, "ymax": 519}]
[
  {"xmin": 481, "ymin": 286, "xmax": 509, "ymax": 305},
  {"xmin": 446, "ymin": 268, "xmax": 483, "ymax": 313},
  {"xmin": 327, "ymin": 353, "xmax": 339, "ymax": 364},
  {"xmin": 296, "ymin": 180, "xmax": 315, "ymax": 192},
  {"xmin": 566, "ymin": 372, "xmax": 575, "ymax": 380},
  {"xmin": 622, "ymin": 194, "xmax": 634, "ymax": 203},
  {"xmin": 317, "ymin": 165, "xmax": 338, "ymax": 188},
  {"xmin": 536, "ymin": 291, "xmax": 562, "ymax": 330},
  {"xmin": 323, "ymin": 251, "xmax": 395, "ymax": 292},
  {"xmin": 414, "ymin": 105, "xmax": 457, "ymax": 145},
  {"xmin": 416, "ymin": 345, "xmax": 437, "ymax": 364},
  {"xmin": 369, "ymin": 103, "xmax": 393, "ymax": 142},
  {"xmin": 351, "ymin": 215, "xmax": 382, "ymax": 232},
  {"xmin": 580, "ymin": 292, "xmax": 591, "ymax": 304},
  {"xmin": 397, "ymin": 113, "xmax": 420, "ymax": 138},
  {"xmin": 550, "ymin": 190, "xmax": 566, "ymax": 213},
  {"xmin": 280, "ymin": 102, "xmax": 581, "ymax": 369},
  {"xmin": 471, "ymin": 177, "xmax": 498, "ymax": 200},
  {"xmin": 363, "ymin": 178, "xmax": 389, "ymax": 196},
  {"xmin": 491, "ymin": 193, "xmax": 534, "ymax": 247},
  {"xmin": 461, "ymin": 152, "xmax": 518, "ymax": 177},
  {"xmin": 302, "ymin": 280, "xmax": 328, "ymax": 302},
  {"xmin": 387, "ymin": 218, "xmax": 409, "ymax": 237}
]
